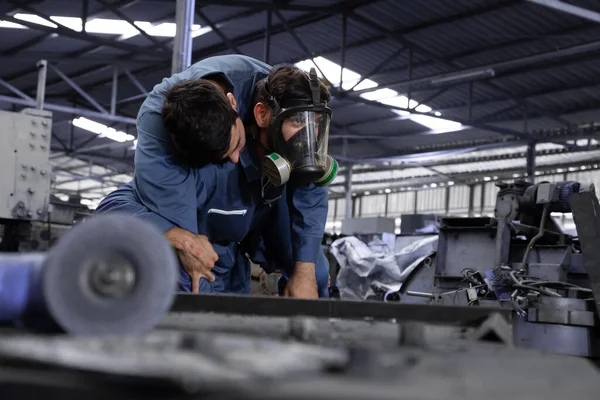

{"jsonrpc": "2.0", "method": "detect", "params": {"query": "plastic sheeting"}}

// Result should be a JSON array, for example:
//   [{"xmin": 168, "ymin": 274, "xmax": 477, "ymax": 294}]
[{"xmin": 329, "ymin": 235, "xmax": 438, "ymax": 300}]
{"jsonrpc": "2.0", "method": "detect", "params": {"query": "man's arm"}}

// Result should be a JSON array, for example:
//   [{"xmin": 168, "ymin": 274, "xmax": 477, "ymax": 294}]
[
  {"xmin": 285, "ymin": 183, "xmax": 329, "ymax": 298},
  {"xmin": 133, "ymin": 111, "xmax": 199, "ymax": 234},
  {"xmin": 135, "ymin": 111, "xmax": 220, "ymax": 293}
]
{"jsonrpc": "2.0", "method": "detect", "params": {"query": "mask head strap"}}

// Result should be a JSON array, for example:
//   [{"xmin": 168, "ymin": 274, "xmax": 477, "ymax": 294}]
[{"xmin": 309, "ymin": 67, "xmax": 324, "ymax": 107}]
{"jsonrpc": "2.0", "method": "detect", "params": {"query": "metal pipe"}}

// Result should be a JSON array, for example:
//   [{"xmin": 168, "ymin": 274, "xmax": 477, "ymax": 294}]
[
  {"xmin": 36, "ymin": 60, "xmax": 48, "ymax": 110},
  {"xmin": 171, "ymin": 0, "xmax": 196, "ymax": 75},
  {"xmin": 345, "ymin": 166, "xmax": 353, "ymax": 219},
  {"xmin": 405, "ymin": 291, "xmax": 436, "ymax": 299},
  {"xmin": 527, "ymin": 141, "xmax": 536, "ymax": 183},
  {"xmin": 353, "ymin": 39, "xmax": 600, "ymax": 94},
  {"xmin": 527, "ymin": 0, "xmax": 600, "ymax": 24},
  {"xmin": 0, "ymin": 94, "xmax": 136, "ymax": 125}
]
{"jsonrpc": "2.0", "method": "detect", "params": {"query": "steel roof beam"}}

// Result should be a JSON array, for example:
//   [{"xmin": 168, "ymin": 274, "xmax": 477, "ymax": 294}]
[
  {"xmin": 343, "ymin": 9, "xmax": 576, "ymax": 126},
  {"xmin": 17, "ymin": 3, "xmax": 297, "ymax": 95},
  {"xmin": 95, "ymin": 0, "xmax": 172, "ymax": 54},
  {"xmin": 3, "ymin": 3, "xmax": 164, "ymax": 59},
  {"xmin": 0, "ymin": 95, "xmax": 136, "ymax": 124}
]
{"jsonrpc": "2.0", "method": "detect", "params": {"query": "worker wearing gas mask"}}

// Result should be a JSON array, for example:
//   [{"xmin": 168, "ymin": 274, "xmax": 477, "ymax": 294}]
[
  {"xmin": 95, "ymin": 55, "xmax": 337, "ymax": 298},
  {"xmin": 236, "ymin": 66, "xmax": 337, "ymax": 298}
]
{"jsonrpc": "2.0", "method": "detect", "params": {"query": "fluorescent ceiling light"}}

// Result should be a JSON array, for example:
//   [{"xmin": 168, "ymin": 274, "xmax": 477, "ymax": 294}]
[
  {"xmin": 2, "ymin": 13, "xmax": 212, "ymax": 39},
  {"xmin": 72, "ymin": 117, "xmax": 135, "ymax": 143}
]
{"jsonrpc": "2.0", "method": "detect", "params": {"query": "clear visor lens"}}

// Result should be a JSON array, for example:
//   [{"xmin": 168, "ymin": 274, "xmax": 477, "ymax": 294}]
[{"xmin": 277, "ymin": 110, "xmax": 330, "ymax": 169}]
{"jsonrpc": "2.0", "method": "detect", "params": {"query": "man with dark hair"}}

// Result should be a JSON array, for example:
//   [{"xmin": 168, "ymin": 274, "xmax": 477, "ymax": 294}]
[
  {"xmin": 161, "ymin": 79, "xmax": 240, "ymax": 166},
  {"xmin": 96, "ymin": 55, "xmax": 336, "ymax": 298}
]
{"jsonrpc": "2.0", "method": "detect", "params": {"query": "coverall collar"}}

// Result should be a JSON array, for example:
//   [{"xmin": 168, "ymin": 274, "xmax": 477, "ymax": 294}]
[{"xmin": 240, "ymin": 137, "xmax": 261, "ymax": 182}]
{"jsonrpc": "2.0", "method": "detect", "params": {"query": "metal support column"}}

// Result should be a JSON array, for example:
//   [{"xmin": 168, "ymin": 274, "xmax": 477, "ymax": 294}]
[
  {"xmin": 344, "ymin": 166, "xmax": 353, "ymax": 219},
  {"xmin": 480, "ymin": 183, "xmax": 486, "ymax": 215},
  {"xmin": 69, "ymin": 98, "xmax": 76, "ymax": 150},
  {"xmin": 468, "ymin": 184, "xmax": 475, "ymax": 217},
  {"xmin": 384, "ymin": 193, "xmax": 390, "ymax": 217},
  {"xmin": 413, "ymin": 190, "xmax": 418, "ymax": 214},
  {"xmin": 526, "ymin": 141, "xmax": 536, "ymax": 183},
  {"xmin": 35, "ymin": 60, "xmax": 47, "ymax": 110},
  {"xmin": 110, "ymin": 66, "xmax": 118, "ymax": 115},
  {"xmin": 343, "ymin": 138, "xmax": 352, "ymax": 220},
  {"xmin": 171, "ymin": 0, "xmax": 195, "ymax": 75},
  {"xmin": 333, "ymin": 198, "xmax": 338, "ymax": 221},
  {"xmin": 524, "ymin": 110, "xmax": 535, "ymax": 183},
  {"xmin": 445, "ymin": 186, "xmax": 451, "ymax": 215}
]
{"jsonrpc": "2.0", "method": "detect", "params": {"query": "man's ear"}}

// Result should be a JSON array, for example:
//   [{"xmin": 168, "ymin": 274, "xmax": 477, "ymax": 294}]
[
  {"xmin": 226, "ymin": 92, "xmax": 237, "ymax": 111},
  {"xmin": 253, "ymin": 102, "xmax": 271, "ymax": 128}
]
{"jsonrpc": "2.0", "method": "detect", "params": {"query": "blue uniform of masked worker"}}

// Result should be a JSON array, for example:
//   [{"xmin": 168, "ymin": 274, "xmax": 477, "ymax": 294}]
[{"xmin": 95, "ymin": 55, "xmax": 330, "ymax": 297}]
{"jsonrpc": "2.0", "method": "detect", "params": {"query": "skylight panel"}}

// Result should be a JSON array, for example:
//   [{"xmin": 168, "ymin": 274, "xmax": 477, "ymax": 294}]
[
  {"xmin": 296, "ymin": 56, "xmax": 464, "ymax": 134},
  {"xmin": 1, "ymin": 14, "xmax": 211, "ymax": 39}
]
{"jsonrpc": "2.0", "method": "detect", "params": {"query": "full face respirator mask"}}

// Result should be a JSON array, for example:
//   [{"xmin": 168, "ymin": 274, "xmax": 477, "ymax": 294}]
[{"xmin": 261, "ymin": 68, "xmax": 338, "ymax": 190}]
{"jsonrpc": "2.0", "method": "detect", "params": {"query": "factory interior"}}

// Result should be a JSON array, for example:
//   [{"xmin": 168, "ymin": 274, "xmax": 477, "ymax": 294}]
[{"xmin": 3, "ymin": 0, "xmax": 600, "ymax": 398}]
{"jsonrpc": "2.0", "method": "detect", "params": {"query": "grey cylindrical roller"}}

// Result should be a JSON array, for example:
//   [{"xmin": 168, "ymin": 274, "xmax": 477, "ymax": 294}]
[{"xmin": 42, "ymin": 214, "xmax": 178, "ymax": 335}]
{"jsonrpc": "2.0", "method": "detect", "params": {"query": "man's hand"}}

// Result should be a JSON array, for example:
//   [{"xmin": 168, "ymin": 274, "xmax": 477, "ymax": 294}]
[
  {"xmin": 284, "ymin": 262, "xmax": 318, "ymax": 299},
  {"xmin": 165, "ymin": 227, "xmax": 218, "ymax": 293}
]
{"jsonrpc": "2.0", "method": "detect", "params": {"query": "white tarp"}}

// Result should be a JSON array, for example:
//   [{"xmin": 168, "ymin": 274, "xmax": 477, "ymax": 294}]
[{"xmin": 330, "ymin": 235, "xmax": 438, "ymax": 300}]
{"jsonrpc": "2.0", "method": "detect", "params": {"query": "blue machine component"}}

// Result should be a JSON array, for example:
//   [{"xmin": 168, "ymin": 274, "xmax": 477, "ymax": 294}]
[
  {"xmin": 0, "ymin": 254, "xmax": 44, "ymax": 321},
  {"xmin": 0, "ymin": 214, "xmax": 179, "ymax": 335}
]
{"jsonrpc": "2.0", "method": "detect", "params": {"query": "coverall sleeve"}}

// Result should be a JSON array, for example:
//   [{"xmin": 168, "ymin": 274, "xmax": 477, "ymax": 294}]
[
  {"xmin": 286, "ymin": 183, "xmax": 328, "ymax": 264},
  {"xmin": 133, "ymin": 111, "xmax": 199, "ymax": 234}
]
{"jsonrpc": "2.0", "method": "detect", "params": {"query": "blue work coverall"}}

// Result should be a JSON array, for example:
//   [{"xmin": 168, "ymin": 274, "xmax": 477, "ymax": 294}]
[{"xmin": 95, "ymin": 54, "xmax": 330, "ymax": 296}]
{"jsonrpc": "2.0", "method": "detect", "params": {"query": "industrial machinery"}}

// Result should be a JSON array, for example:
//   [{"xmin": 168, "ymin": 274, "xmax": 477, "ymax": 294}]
[
  {"xmin": 399, "ymin": 179, "xmax": 600, "ymax": 357},
  {"xmin": 2, "ymin": 206, "xmax": 600, "ymax": 397},
  {"xmin": 0, "ymin": 107, "xmax": 52, "ymax": 222},
  {"xmin": 0, "ymin": 213, "xmax": 178, "ymax": 335},
  {"xmin": 0, "ymin": 107, "xmax": 82, "ymax": 252}
]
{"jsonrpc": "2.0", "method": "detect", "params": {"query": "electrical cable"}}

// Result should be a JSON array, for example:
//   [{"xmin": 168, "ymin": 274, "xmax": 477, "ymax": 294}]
[{"xmin": 512, "ymin": 283, "xmax": 561, "ymax": 297}]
